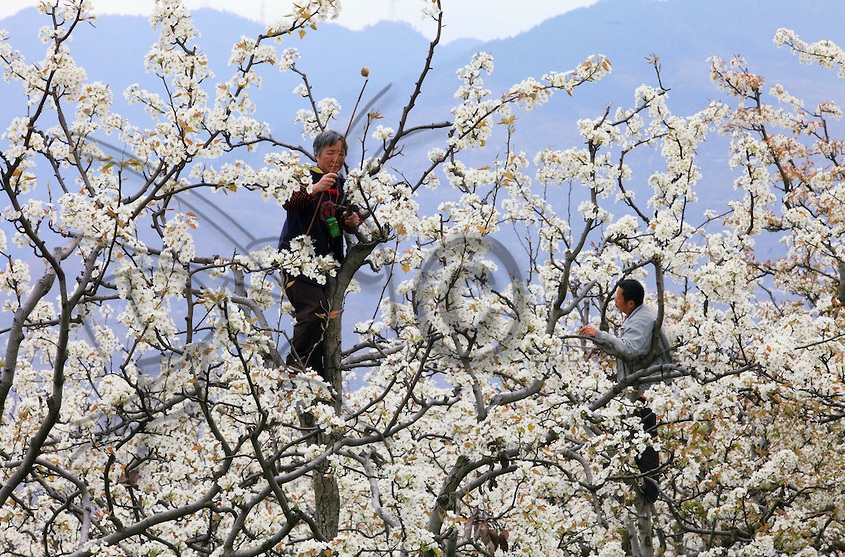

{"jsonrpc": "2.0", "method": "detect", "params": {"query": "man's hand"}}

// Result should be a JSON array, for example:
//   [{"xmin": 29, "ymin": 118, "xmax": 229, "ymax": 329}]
[{"xmin": 579, "ymin": 324, "xmax": 598, "ymax": 338}]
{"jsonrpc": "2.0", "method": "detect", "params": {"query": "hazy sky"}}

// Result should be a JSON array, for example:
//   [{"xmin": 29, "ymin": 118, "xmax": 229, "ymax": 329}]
[{"xmin": 1, "ymin": 0, "xmax": 600, "ymax": 42}]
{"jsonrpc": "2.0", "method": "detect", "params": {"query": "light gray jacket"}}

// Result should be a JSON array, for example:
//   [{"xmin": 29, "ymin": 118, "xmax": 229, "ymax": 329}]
[{"xmin": 593, "ymin": 303, "xmax": 673, "ymax": 389}]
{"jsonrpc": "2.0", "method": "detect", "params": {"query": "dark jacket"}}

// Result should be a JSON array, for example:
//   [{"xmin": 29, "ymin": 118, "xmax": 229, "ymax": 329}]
[{"xmin": 279, "ymin": 168, "xmax": 360, "ymax": 284}]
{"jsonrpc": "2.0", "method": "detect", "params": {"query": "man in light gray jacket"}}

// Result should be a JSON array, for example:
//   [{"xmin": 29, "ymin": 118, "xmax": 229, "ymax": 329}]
[{"xmin": 579, "ymin": 279, "xmax": 672, "ymax": 502}]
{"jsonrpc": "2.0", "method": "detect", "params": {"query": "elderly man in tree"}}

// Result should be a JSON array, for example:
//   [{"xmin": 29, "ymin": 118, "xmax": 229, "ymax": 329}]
[{"xmin": 579, "ymin": 279, "xmax": 673, "ymax": 503}]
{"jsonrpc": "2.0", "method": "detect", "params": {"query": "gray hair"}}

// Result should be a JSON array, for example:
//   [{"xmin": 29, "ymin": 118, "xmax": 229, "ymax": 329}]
[{"xmin": 313, "ymin": 130, "xmax": 347, "ymax": 157}]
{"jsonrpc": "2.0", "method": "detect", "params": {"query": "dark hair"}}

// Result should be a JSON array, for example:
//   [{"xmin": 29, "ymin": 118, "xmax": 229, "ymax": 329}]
[
  {"xmin": 313, "ymin": 130, "xmax": 347, "ymax": 157},
  {"xmin": 616, "ymin": 279, "xmax": 644, "ymax": 307}
]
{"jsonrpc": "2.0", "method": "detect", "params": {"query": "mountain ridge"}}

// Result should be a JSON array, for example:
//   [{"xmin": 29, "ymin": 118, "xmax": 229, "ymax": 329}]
[
  {"xmin": 2, "ymin": 1, "xmax": 841, "ymax": 133},
  {"xmin": 0, "ymin": 1, "xmax": 842, "ymax": 260}
]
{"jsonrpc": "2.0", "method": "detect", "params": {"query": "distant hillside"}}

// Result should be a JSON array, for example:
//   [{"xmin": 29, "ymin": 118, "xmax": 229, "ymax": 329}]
[
  {"xmin": 2, "ymin": 0, "xmax": 841, "ymax": 149},
  {"xmin": 1, "ymin": 0, "xmax": 843, "ymax": 261},
  {"xmin": 0, "ymin": 8, "xmax": 443, "ymax": 126},
  {"xmin": 443, "ymin": 0, "xmax": 844, "ymax": 141}
]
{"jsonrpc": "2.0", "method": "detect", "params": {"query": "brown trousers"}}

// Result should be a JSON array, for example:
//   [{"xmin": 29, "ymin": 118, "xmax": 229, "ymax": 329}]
[{"xmin": 284, "ymin": 276, "xmax": 327, "ymax": 377}]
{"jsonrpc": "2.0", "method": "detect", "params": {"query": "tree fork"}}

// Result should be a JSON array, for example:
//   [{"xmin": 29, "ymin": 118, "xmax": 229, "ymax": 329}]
[{"xmin": 307, "ymin": 240, "xmax": 377, "ymax": 539}]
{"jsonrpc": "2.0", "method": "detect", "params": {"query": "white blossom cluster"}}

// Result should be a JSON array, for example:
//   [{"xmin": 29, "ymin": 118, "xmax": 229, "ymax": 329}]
[{"xmin": 2, "ymin": 3, "xmax": 845, "ymax": 556}]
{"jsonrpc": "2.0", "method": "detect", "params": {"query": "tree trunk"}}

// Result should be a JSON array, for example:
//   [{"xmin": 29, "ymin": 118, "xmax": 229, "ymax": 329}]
[
  {"xmin": 324, "ymin": 242, "xmax": 374, "ymax": 412},
  {"xmin": 631, "ymin": 497, "xmax": 655, "ymax": 557},
  {"xmin": 310, "ymin": 242, "xmax": 376, "ymax": 539},
  {"xmin": 312, "ymin": 465, "xmax": 340, "ymax": 540}
]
